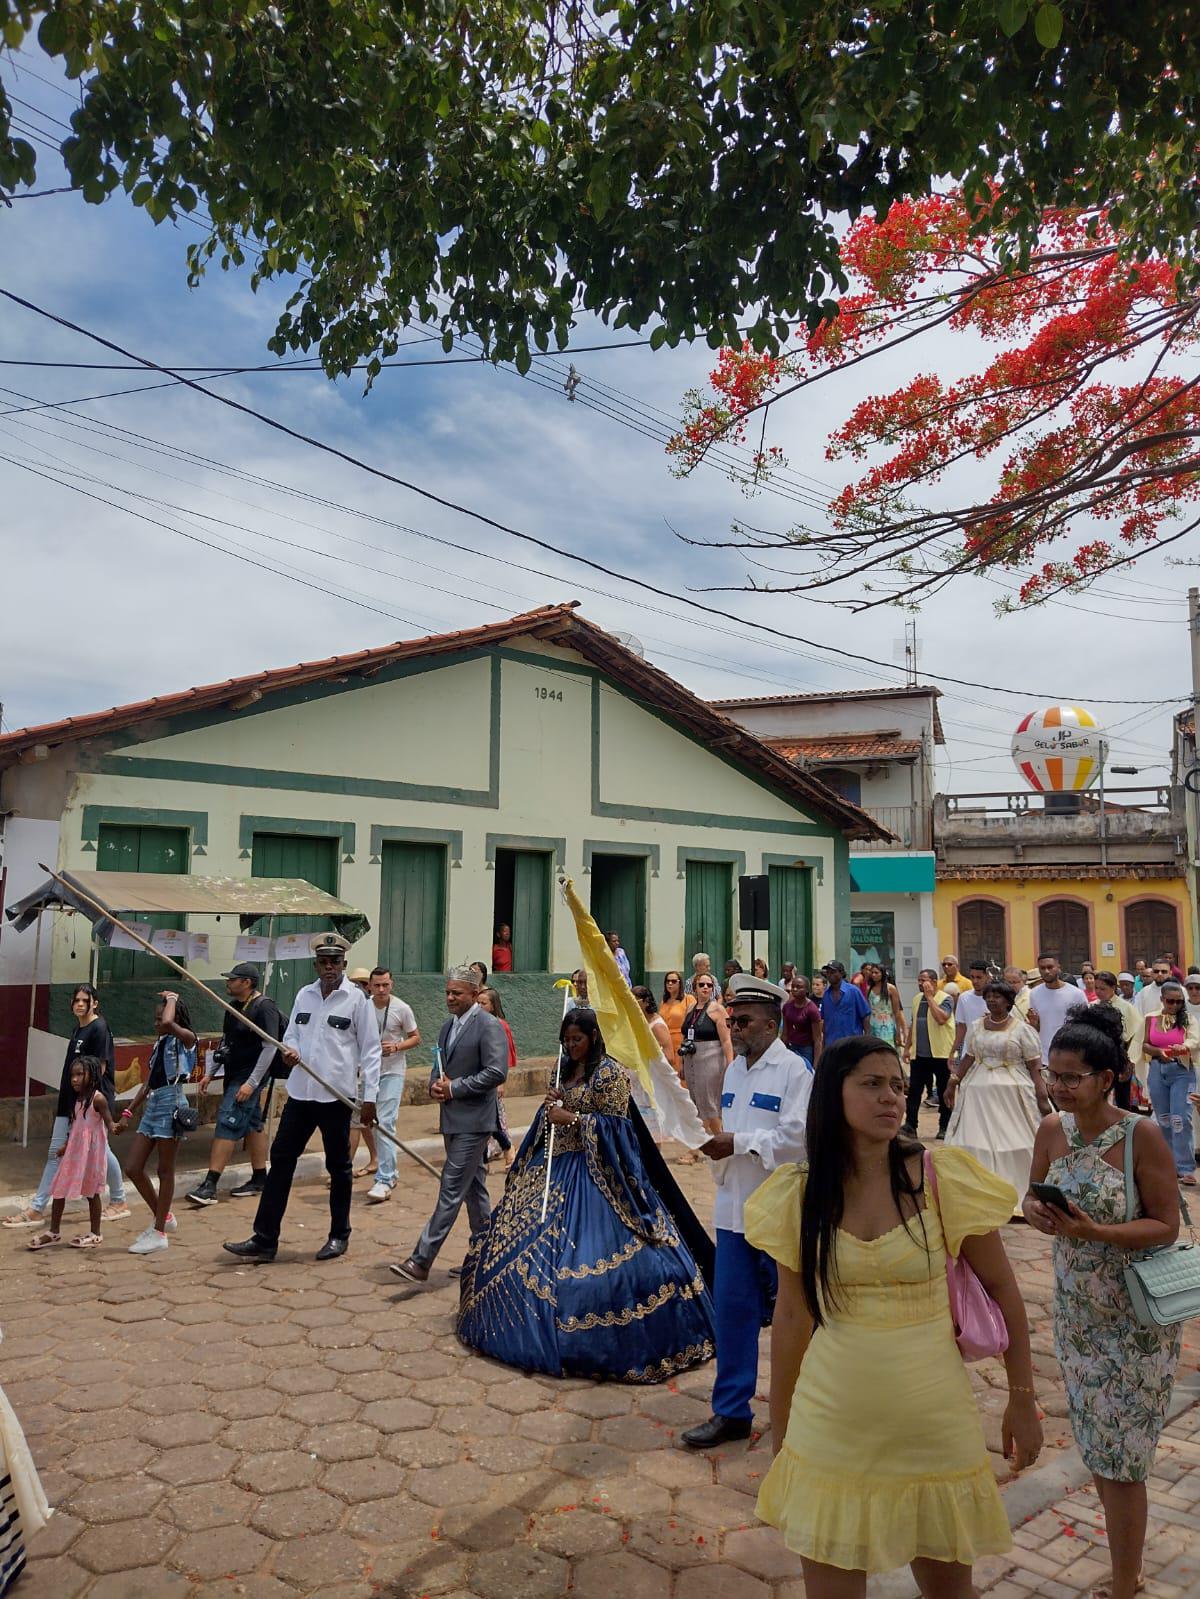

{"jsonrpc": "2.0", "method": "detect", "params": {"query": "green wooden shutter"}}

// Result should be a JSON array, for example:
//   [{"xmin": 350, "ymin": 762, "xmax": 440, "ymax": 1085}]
[
  {"xmin": 684, "ymin": 860, "xmax": 732, "ymax": 974},
  {"xmin": 251, "ymin": 833, "xmax": 339, "ymax": 1017},
  {"xmin": 589, "ymin": 856, "xmax": 645, "ymax": 984},
  {"xmin": 511, "ymin": 852, "xmax": 551, "ymax": 972},
  {"xmin": 769, "ymin": 865, "xmax": 811, "ymax": 980},
  {"xmin": 97, "ymin": 823, "xmax": 188, "ymax": 983},
  {"xmin": 379, "ymin": 842, "xmax": 446, "ymax": 973}
]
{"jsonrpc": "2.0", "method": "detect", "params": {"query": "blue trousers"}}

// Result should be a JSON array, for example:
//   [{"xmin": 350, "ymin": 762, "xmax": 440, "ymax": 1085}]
[
  {"xmin": 1149, "ymin": 1059, "xmax": 1197, "ymax": 1177},
  {"xmin": 711, "ymin": 1227, "xmax": 777, "ymax": 1422}
]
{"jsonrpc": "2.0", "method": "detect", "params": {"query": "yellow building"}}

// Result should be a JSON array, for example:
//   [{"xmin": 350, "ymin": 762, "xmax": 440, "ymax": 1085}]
[{"xmin": 932, "ymin": 788, "xmax": 1191, "ymax": 972}]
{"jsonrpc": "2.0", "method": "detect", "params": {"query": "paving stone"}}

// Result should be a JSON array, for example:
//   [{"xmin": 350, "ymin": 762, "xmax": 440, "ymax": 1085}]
[
  {"xmin": 306, "ymin": 1322, "xmax": 371, "ymax": 1349},
  {"xmin": 87, "ymin": 1569, "xmax": 192, "ymax": 1599},
  {"xmin": 282, "ymin": 1389, "xmax": 359, "ymax": 1425},
  {"xmin": 683, "ymin": 1567, "xmax": 772, "ymax": 1599},
  {"xmin": 674, "ymin": 1483, "xmax": 760, "ymax": 1531},
  {"xmin": 250, "ymin": 1484, "xmax": 344, "ymax": 1538},
  {"xmin": 529, "ymin": 1505, "xmax": 623, "ymax": 1557},
  {"xmin": 321, "ymin": 1456, "xmax": 407, "ymax": 1503},
  {"xmin": 164, "ymin": 1485, "xmax": 260, "ymax": 1533},
  {"xmin": 128, "ymin": 1381, "xmax": 213, "ymax": 1417},
  {"xmin": 234, "ymin": 1448, "xmax": 321, "ymax": 1494},
  {"xmin": 135, "ymin": 1409, "xmax": 226, "ymax": 1448},
  {"xmin": 169, "ymin": 1524, "xmax": 275, "ymax": 1578},
  {"xmin": 149, "ymin": 1442, "xmax": 239, "ymax": 1487},
  {"xmin": 710, "ymin": 1447, "xmax": 772, "ymax": 1496},
  {"xmin": 370, "ymin": 1326, "xmax": 431, "ymax": 1354},
  {"xmin": 633, "ymin": 1447, "xmax": 714, "ymax": 1490},
  {"xmin": 367, "ymin": 1541, "xmax": 473, "ymax": 1596},
  {"xmin": 409, "ymin": 1461, "xmax": 494, "ymax": 1507},
  {"xmin": 470, "ymin": 1544, "xmax": 568, "ymax": 1599},
  {"xmin": 322, "ymin": 1345, "xmax": 386, "ymax": 1374},
  {"xmin": 383, "ymin": 1428, "xmax": 463, "ymax": 1469},
  {"xmin": 272, "ymin": 1530, "xmax": 366, "ymax": 1587},
  {"xmin": 590, "ymin": 1474, "xmax": 672, "ymax": 1520},
  {"xmin": 5, "ymin": 1557, "xmax": 89, "ymax": 1599},
  {"xmin": 440, "ymin": 1402, "xmax": 507, "ymax": 1437},
  {"xmin": 358, "ymin": 1395, "xmax": 435, "ymax": 1431},
  {"xmin": 629, "ymin": 1513, "xmax": 716, "ymax": 1569},
  {"xmin": 63, "ymin": 1474, "xmax": 165, "ymax": 1524},
  {"xmin": 723, "ymin": 1525, "xmax": 805, "ymax": 1580},
  {"xmin": 345, "ymin": 1494, "xmax": 441, "ymax": 1544},
  {"xmin": 634, "ymin": 1390, "xmax": 712, "ymax": 1429},
  {"xmin": 268, "ymin": 1364, "xmax": 339, "ymax": 1396},
  {"xmin": 189, "ymin": 1579, "xmax": 296, "ymax": 1599},
  {"xmin": 208, "ymin": 1387, "xmax": 280, "ymax": 1420},
  {"xmin": 562, "ymin": 1386, "xmax": 634, "ymax": 1419},
  {"xmin": 341, "ymin": 1368, "xmax": 412, "ymax": 1403},
  {"xmin": 437, "ymin": 1501, "xmax": 529, "ymax": 1552},
  {"xmin": 597, "ymin": 1413, "xmax": 673, "ymax": 1452},
  {"xmin": 103, "ymin": 1299, "xmax": 171, "ymax": 1323},
  {"xmin": 25, "ymin": 1509, "xmax": 84, "ymax": 1557},
  {"xmin": 486, "ymin": 1379, "xmax": 547, "ymax": 1415},
  {"xmin": 548, "ymin": 1440, "xmax": 628, "ymax": 1480},
  {"xmin": 570, "ymin": 1550, "xmax": 672, "ymax": 1599},
  {"xmin": 293, "ymin": 1305, "xmax": 352, "ymax": 1327},
  {"xmin": 467, "ymin": 1434, "xmax": 550, "ymax": 1473},
  {"xmin": 303, "ymin": 1420, "xmax": 383, "ymax": 1462},
  {"xmin": 517, "ymin": 1408, "xmax": 592, "ymax": 1444},
  {"xmin": 73, "ymin": 1516, "xmax": 179, "ymax": 1574},
  {"xmin": 236, "ymin": 1413, "xmax": 307, "ymax": 1451}
]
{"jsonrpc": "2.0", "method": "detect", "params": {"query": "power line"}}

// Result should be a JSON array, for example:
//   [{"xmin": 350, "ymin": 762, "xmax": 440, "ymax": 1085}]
[{"xmin": 3, "ymin": 287, "xmax": 1177, "ymax": 707}]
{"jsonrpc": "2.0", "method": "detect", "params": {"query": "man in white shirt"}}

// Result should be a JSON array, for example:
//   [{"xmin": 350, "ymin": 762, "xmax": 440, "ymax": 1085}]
[
  {"xmin": 1004, "ymin": 966, "xmax": 1033, "ymax": 1019},
  {"xmin": 224, "ymin": 933, "xmax": 380, "ymax": 1263},
  {"xmin": 1136, "ymin": 957, "xmax": 1174, "ymax": 1017},
  {"xmin": 950, "ymin": 961, "xmax": 990, "ymax": 1065},
  {"xmin": 366, "ymin": 967, "xmax": 422, "ymax": 1203},
  {"xmin": 682, "ymin": 974, "xmax": 811, "ymax": 1449},
  {"xmin": 1028, "ymin": 953, "xmax": 1085, "ymax": 1065}
]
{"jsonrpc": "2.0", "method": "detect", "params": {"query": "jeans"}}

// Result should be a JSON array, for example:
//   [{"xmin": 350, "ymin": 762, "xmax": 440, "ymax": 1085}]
[
  {"xmin": 34, "ymin": 1115, "xmax": 125, "ymax": 1211},
  {"xmin": 374, "ymin": 1069, "xmax": 407, "ymax": 1189},
  {"xmin": 1149, "ymin": 1059, "xmax": 1197, "ymax": 1177},
  {"xmin": 710, "ymin": 1228, "xmax": 777, "ymax": 1422},
  {"xmin": 253, "ymin": 1098, "xmax": 353, "ymax": 1246},
  {"xmin": 905, "ymin": 1057, "xmax": 951, "ymax": 1136}
]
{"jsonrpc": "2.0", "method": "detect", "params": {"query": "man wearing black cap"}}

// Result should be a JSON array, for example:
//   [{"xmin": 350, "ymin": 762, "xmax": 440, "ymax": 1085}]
[
  {"xmin": 225, "ymin": 933, "xmax": 380, "ymax": 1262},
  {"xmin": 185, "ymin": 962, "xmax": 284, "ymax": 1207}
]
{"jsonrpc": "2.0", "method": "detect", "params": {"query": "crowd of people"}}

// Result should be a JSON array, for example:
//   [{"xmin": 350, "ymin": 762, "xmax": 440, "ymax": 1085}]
[{"xmin": 3, "ymin": 933, "xmax": 1195, "ymax": 1599}]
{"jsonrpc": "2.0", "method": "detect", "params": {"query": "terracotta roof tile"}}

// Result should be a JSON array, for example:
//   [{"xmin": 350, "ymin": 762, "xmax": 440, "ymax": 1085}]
[
  {"xmin": 939, "ymin": 863, "xmax": 1185, "ymax": 881},
  {"xmin": 764, "ymin": 734, "xmax": 923, "ymax": 763},
  {"xmin": 0, "ymin": 601, "xmax": 891, "ymax": 842}
]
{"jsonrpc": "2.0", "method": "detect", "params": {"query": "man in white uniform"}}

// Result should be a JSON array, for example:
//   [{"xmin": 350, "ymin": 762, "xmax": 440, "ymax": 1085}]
[
  {"xmin": 224, "ymin": 933, "xmax": 380, "ymax": 1263},
  {"xmin": 682, "ymin": 973, "xmax": 812, "ymax": 1449}
]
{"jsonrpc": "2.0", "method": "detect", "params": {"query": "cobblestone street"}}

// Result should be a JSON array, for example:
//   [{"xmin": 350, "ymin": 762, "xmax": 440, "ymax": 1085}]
[{"xmin": 4, "ymin": 1140, "xmax": 1200, "ymax": 1599}]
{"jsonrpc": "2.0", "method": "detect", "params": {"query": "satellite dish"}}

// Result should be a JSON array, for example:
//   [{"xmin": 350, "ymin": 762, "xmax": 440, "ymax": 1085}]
[{"xmin": 608, "ymin": 630, "xmax": 645, "ymax": 658}]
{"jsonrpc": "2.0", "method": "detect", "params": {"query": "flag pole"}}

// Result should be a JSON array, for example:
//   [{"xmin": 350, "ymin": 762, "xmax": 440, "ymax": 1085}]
[{"xmin": 35, "ymin": 865, "xmax": 441, "ymax": 1180}]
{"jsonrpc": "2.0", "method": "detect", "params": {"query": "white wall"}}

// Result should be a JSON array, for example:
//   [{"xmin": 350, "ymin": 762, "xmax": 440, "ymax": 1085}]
[{"xmin": 0, "ymin": 817, "xmax": 59, "ymax": 987}]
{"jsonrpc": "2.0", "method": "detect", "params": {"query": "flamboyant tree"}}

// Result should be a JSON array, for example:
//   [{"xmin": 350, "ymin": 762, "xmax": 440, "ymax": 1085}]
[
  {"xmin": 2, "ymin": 2, "xmax": 1200, "ymax": 371},
  {"xmin": 667, "ymin": 196, "xmax": 1200, "ymax": 608}
]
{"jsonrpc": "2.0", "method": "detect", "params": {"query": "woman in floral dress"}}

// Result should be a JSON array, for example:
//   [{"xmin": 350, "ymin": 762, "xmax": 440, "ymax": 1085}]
[{"xmin": 1025, "ymin": 1005, "xmax": 1182, "ymax": 1599}]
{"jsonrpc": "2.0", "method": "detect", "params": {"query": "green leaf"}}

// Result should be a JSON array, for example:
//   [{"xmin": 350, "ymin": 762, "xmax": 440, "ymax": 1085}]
[
  {"xmin": 996, "ymin": 0, "xmax": 1028, "ymax": 37},
  {"xmin": 1034, "ymin": 4, "xmax": 1064, "ymax": 47}
]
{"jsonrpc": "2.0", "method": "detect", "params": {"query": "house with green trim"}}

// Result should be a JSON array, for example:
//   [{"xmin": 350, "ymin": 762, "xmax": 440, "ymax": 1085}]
[{"xmin": 0, "ymin": 603, "xmax": 886, "ymax": 1092}]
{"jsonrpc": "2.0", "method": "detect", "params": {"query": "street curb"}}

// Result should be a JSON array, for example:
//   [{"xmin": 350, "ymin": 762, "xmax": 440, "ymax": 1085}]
[
  {"xmin": 0, "ymin": 1124, "xmax": 536, "ymax": 1215},
  {"xmin": 867, "ymin": 1367, "xmax": 1200, "ymax": 1598}
]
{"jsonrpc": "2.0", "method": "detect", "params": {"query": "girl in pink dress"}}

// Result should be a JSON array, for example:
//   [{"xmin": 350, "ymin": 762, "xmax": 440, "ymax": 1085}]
[{"xmin": 28, "ymin": 1057, "xmax": 114, "ymax": 1251}]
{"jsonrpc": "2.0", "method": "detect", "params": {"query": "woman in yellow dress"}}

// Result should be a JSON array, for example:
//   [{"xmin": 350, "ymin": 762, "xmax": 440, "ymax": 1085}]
[{"xmin": 746, "ymin": 1035, "xmax": 1043, "ymax": 1597}]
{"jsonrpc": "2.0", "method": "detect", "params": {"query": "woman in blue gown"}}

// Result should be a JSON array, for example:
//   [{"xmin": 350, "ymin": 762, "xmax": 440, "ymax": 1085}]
[{"xmin": 457, "ymin": 1008, "xmax": 716, "ymax": 1383}]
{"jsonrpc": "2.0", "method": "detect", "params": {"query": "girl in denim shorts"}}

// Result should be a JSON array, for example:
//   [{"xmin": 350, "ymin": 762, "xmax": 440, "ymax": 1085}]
[{"xmin": 112, "ymin": 992, "xmax": 198, "ymax": 1255}]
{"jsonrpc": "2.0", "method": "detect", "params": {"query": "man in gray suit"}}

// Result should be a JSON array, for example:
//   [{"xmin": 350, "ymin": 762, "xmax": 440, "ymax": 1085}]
[{"xmin": 389, "ymin": 965, "xmax": 508, "ymax": 1283}]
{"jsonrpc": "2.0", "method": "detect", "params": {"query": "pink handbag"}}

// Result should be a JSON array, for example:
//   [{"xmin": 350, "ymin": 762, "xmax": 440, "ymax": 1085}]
[{"xmin": 924, "ymin": 1152, "xmax": 1009, "ymax": 1363}]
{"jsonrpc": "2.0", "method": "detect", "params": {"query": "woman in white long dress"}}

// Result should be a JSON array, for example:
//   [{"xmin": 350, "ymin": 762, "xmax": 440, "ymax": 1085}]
[{"xmin": 943, "ymin": 979, "xmax": 1053, "ymax": 1210}]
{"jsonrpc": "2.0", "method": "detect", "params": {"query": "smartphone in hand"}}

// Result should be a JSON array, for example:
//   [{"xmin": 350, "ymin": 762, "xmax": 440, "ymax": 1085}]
[{"xmin": 1030, "ymin": 1181, "xmax": 1072, "ymax": 1213}]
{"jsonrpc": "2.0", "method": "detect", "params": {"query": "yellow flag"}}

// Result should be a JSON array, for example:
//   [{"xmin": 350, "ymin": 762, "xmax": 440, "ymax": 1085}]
[
  {"xmin": 559, "ymin": 876, "xmax": 708, "ymax": 1147},
  {"xmin": 560, "ymin": 877, "xmax": 656, "ymax": 1095}
]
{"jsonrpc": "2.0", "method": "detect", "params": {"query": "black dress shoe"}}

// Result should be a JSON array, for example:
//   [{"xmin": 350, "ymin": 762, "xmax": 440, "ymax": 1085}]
[
  {"xmin": 316, "ymin": 1236, "xmax": 349, "ymax": 1261},
  {"xmin": 222, "ymin": 1236, "xmax": 277, "ymax": 1262},
  {"xmin": 680, "ymin": 1414, "xmax": 753, "ymax": 1449}
]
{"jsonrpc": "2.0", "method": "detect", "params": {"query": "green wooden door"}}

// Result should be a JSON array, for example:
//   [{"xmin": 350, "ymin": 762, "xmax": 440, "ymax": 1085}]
[
  {"xmin": 769, "ymin": 865, "xmax": 811, "ymax": 981},
  {"xmin": 379, "ymin": 842, "xmax": 446, "ymax": 973},
  {"xmin": 589, "ymin": 855, "xmax": 645, "ymax": 984},
  {"xmin": 684, "ymin": 860, "xmax": 732, "ymax": 975},
  {"xmin": 97, "ymin": 823, "xmax": 188, "ymax": 983},
  {"xmin": 511, "ymin": 851, "xmax": 551, "ymax": 972},
  {"xmin": 251, "ymin": 833, "xmax": 339, "ymax": 1018}
]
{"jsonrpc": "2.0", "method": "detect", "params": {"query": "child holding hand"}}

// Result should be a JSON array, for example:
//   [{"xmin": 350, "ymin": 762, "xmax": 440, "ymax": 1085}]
[{"xmin": 27, "ymin": 1056, "xmax": 114, "ymax": 1250}]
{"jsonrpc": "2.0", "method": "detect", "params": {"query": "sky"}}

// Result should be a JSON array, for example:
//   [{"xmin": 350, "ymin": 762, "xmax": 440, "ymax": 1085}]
[{"xmin": 0, "ymin": 49, "xmax": 1192, "ymax": 807}]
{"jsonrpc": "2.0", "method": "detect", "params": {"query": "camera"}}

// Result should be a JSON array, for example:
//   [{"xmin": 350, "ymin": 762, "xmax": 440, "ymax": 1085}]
[
  {"xmin": 212, "ymin": 1041, "xmax": 230, "ymax": 1069},
  {"xmin": 678, "ymin": 1039, "xmax": 697, "ymax": 1057}
]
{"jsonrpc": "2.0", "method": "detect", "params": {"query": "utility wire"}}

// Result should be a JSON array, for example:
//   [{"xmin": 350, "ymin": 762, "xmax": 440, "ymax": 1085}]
[{"xmin": 0, "ymin": 287, "xmax": 1181, "ymax": 706}]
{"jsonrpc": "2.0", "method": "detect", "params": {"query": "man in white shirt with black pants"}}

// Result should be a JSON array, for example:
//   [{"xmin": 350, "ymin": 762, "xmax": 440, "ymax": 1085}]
[
  {"xmin": 365, "ymin": 967, "xmax": 421, "ymax": 1203},
  {"xmin": 225, "ymin": 933, "xmax": 380, "ymax": 1263},
  {"xmin": 683, "ymin": 973, "xmax": 812, "ymax": 1449}
]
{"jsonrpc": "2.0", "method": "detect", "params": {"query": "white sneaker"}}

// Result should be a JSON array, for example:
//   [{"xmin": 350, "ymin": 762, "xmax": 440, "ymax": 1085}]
[
  {"xmin": 366, "ymin": 1182, "xmax": 391, "ymax": 1203},
  {"xmin": 129, "ymin": 1230, "xmax": 168, "ymax": 1255},
  {"xmin": 163, "ymin": 1213, "xmax": 177, "ymax": 1232}
]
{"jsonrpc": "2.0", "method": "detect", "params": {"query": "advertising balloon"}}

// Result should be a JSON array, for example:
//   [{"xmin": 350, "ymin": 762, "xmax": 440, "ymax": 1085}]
[{"xmin": 1011, "ymin": 706, "xmax": 1106, "ymax": 793}]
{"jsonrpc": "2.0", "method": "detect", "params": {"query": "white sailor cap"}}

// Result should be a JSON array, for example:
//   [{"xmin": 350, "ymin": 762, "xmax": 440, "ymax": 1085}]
[{"xmin": 727, "ymin": 973, "xmax": 789, "ymax": 1006}]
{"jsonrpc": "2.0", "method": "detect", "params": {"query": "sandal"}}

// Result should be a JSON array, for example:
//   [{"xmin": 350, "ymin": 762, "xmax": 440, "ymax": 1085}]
[
  {"xmin": 2, "ymin": 1207, "xmax": 46, "ymax": 1229},
  {"xmin": 69, "ymin": 1233, "xmax": 103, "ymax": 1249},
  {"xmin": 100, "ymin": 1202, "xmax": 131, "ymax": 1221},
  {"xmin": 26, "ymin": 1232, "xmax": 61, "ymax": 1251}
]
